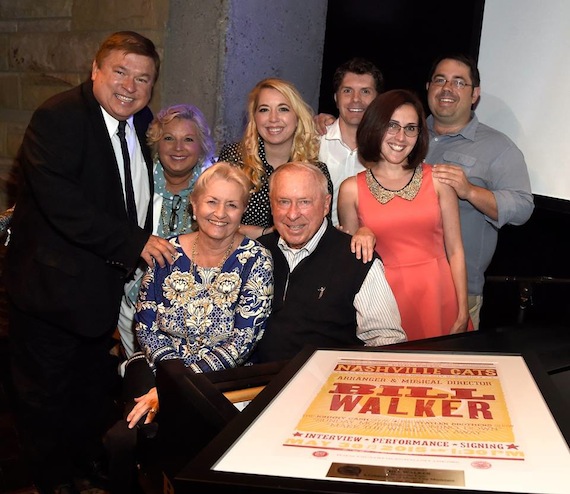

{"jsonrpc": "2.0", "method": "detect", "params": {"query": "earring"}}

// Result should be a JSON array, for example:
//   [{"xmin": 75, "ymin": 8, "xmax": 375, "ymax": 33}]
[{"xmin": 192, "ymin": 214, "xmax": 196, "ymax": 220}]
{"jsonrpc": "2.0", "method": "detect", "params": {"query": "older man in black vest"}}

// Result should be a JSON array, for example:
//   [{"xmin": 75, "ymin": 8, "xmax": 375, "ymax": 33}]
[{"xmin": 252, "ymin": 161, "xmax": 405, "ymax": 364}]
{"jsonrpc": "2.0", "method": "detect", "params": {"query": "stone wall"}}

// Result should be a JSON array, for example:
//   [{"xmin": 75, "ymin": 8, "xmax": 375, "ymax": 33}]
[
  {"xmin": 163, "ymin": 0, "xmax": 328, "ymax": 152},
  {"xmin": 217, "ymin": 0, "xmax": 328, "ymax": 144},
  {"xmin": 0, "ymin": 0, "xmax": 169, "ymax": 211},
  {"xmin": 0, "ymin": 0, "xmax": 327, "ymax": 339},
  {"xmin": 0, "ymin": 0, "xmax": 328, "ymax": 211}
]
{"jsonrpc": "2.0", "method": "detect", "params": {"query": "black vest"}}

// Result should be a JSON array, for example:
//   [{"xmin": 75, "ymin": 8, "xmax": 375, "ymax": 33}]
[{"xmin": 253, "ymin": 222, "xmax": 378, "ymax": 362}]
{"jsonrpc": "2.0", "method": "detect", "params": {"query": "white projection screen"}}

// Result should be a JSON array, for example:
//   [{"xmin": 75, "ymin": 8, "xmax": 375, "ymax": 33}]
[{"xmin": 477, "ymin": 0, "xmax": 570, "ymax": 201}]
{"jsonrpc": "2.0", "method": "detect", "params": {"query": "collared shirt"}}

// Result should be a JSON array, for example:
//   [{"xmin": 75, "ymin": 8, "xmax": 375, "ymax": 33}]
[
  {"xmin": 318, "ymin": 119, "xmax": 366, "ymax": 226},
  {"xmin": 102, "ymin": 109, "xmax": 151, "ymax": 228},
  {"xmin": 425, "ymin": 112, "xmax": 534, "ymax": 295},
  {"xmin": 153, "ymin": 160, "xmax": 204, "ymax": 236},
  {"xmin": 277, "ymin": 218, "xmax": 328, "ymax": 270},
  {"xmin": 277, "ymin": 219, "xmax": 404, "ymax": 346}
]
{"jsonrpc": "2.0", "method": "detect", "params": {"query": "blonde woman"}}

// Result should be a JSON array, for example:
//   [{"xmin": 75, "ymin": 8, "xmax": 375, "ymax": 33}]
[{"xmin": 218, "ymin": 77, "xmax": 333, "ymax": 239}]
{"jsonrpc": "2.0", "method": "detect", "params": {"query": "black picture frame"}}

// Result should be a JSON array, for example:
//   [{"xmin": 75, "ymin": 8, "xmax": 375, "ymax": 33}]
[
  {"xmin": 152, "ymin": 358, "xmax": 289, "ymax": 489},
  {"xmin": 174, "ymin": 339, "xmax": 570, "ymax": 494}
]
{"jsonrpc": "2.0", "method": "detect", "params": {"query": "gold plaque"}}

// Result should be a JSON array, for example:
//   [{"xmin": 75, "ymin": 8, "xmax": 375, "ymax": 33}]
[{"xmin": 327, "ymin": 462, "xmax": 465, "ymax": 486}]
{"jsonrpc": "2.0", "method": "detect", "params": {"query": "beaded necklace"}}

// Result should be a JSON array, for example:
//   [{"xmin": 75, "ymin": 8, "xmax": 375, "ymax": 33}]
[
  {"xmin": 160, "ymin": 196, "xmax": 192, "ymax": 237},
  {"xmin": 155, "ymin": 158, "xmax": 204, "ymax": 237},
  {"xmin": 365, "ymin": 165, "xmax": 422, "ymax": 204}
]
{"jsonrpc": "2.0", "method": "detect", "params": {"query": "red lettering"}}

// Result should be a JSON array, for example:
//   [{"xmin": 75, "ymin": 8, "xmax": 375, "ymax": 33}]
[
  {"xmin": 414, "ymin": 399, "xmax": 436, "ymax": 417},
  {"xmin": 450, "ymin": 387, "xmax": 495, "ymax": 400},
  {"xmin": 330, "ymin": 383, "xmax": 376, "ymax": 395},
  {"xmin": 387, "ymin": 397, "xmax": 407, "ymax": 415},
  {"xmin": 405, "ymin": 386, "xmax": 448, "ymax": 398},
  {"xmin": 359, "ymin": 397, "xmax": 381, "ymax": 414},
  {"xmin": 329, "ymin": 394, "xmax": 362, "ymax": 411},
  {"xmin": 468, "ymin": 401, "xmax": 493, "ymax": 419},
  {"xmin": 441, "ymin": 400, "xmax": 462, "ymax": 417},
  {"xmin": 376, "ymin": 385, "xmax": 405, "ymax": 396}
]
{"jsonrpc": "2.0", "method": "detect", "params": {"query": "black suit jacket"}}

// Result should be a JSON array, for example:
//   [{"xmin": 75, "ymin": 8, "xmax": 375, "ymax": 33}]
[{"xmin": 4, "ymin": 80, "xmax": 153, "ymax": 337}]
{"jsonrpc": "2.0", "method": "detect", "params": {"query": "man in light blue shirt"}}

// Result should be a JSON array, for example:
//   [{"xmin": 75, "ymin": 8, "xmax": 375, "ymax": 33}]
[{"xmin": 427, "ymin": 54, "xmax": 534, "ymax": 328}]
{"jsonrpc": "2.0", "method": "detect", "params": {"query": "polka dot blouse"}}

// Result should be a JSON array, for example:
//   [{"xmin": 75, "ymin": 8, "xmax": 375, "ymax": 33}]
[{"xmin": 217, "ymin": 139, "xmax": 333, "ymax": 228}]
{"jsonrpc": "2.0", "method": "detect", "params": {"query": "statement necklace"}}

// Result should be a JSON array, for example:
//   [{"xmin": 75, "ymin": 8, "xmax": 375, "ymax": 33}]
[
  {"xmin": 365, "ymin": 165, "xmax": 422, "ymax": 204},
  {"xmin": 191, "ymin": 232, "xmax": 235, "ymax": 271},
  {"xmin": 160, "ymin": 196, "xmax": 192, "ymax": 237}
]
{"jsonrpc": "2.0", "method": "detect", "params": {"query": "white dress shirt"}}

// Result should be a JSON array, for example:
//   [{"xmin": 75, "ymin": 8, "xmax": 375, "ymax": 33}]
[
  {"xmin": 101, "ymin": 109, "xmax": 151, "ymax": 228},
  {"xmin": 318, "ymin": 119, "xmax": 366, "ymax": 226}
]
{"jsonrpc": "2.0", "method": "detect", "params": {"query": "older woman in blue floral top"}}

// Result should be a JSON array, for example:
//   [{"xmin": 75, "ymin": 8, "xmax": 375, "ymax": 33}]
[
  {"xmin": 104, "ymin": 162, "xmax": 273, "ymax": 493},
  {"xmin": 131, "ymin": 162, "xmax": 273, "ymax": 408},
  {"xmin": 134, "ymin": 165, "xmax": 274, "ymax": 372}
]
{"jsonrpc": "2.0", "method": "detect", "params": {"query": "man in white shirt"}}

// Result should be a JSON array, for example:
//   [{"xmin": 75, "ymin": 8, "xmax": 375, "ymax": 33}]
[{"xmin": 318, "ymin": 58, "xmax": 384, "ymax": 226}]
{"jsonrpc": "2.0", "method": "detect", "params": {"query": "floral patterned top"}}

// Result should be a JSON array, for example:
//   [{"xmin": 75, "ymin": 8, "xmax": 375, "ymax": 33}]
[{"xmin": 134, "ymin": 235, "xmax": 274, "ymax": 373}]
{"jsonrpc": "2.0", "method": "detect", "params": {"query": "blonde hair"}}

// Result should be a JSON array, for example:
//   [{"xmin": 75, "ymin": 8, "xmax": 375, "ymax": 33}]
[
  {"xmin": 191, "ymin": 161, "xmax": 253, "ymax": 207},
  {"xmin": 240, "ymin": 78, "xmax": 320, "ymax": 191},
  {"xmin": 146, "ymin": 104, "xmax": 214, "ymax": 165}
]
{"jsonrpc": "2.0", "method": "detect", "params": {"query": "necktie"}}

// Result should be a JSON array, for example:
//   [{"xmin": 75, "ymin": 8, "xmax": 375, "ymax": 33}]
[{"xmin": 117, "ymin": 120, "xmax": 138, "ymax": 224}]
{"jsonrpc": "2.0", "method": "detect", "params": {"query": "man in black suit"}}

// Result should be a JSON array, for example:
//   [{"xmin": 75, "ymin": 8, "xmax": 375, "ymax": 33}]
[{"xmin": 4, "ymin": 31, "xmax": 176, "ymax": 494}]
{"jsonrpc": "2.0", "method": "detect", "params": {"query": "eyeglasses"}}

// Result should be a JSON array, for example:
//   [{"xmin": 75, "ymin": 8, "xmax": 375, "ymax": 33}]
[
  {"xmin": 386, "ymin": 121, "xmax": 420, "ymax": 138},
  {"xmin": 169, "ymin": 194, "xmax": 182, "ymax": 231},
  {"xmin": 430, "ymin": 77, "xmax": 473, "ymax": 90}
]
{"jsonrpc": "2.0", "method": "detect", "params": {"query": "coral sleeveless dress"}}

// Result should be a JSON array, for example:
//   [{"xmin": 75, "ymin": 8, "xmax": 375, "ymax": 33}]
[{"xmin": 357, "ymin": 163, "xmax": 459, "ymax": 341}]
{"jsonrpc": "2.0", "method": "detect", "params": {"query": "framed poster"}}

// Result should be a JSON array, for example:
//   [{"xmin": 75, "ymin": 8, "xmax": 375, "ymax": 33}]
[{"xmin": 176, "ymin": 348, "xmax": 570, "ymax": 493}]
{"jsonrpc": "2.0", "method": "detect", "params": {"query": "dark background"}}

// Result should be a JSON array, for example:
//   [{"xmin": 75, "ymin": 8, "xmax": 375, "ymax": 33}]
[
  {"xmin": 319, "ymin": 0, "xmax": 570, "ymax": 330},
  {"xmin": 318, "ymin": 0, "xmax": 485, "ymax": 115}
]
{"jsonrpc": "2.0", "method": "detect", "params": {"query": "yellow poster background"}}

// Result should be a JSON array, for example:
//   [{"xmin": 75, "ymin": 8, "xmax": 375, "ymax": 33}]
[{"xmin": 296, "ymin": 363, "xmax": 514, "ymax": 442}]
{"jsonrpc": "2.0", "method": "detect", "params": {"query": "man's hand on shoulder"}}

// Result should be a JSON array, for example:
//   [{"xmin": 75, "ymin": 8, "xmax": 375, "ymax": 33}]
[
  {"xmin": 432, "ymin": 164, "xmax": 471, "ymax": 199},
  {"xmin": 314, "ymin": 113, "xmax": 336, "ymax": 135},
  {"xmin": 141, "ymin": 234, "xmax": 177, "ymax": 268}
]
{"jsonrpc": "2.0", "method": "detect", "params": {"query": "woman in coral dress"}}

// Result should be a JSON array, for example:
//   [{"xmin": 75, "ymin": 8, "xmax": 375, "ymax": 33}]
[{"xmin": 338, "ymin": 89, "xmax": 470, "ymax": 341}]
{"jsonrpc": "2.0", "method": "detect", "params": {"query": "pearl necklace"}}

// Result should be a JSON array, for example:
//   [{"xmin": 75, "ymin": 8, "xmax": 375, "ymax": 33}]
[{"xmin": 191, "ymin": 232, "xmax": 235, "ymax": 271}]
